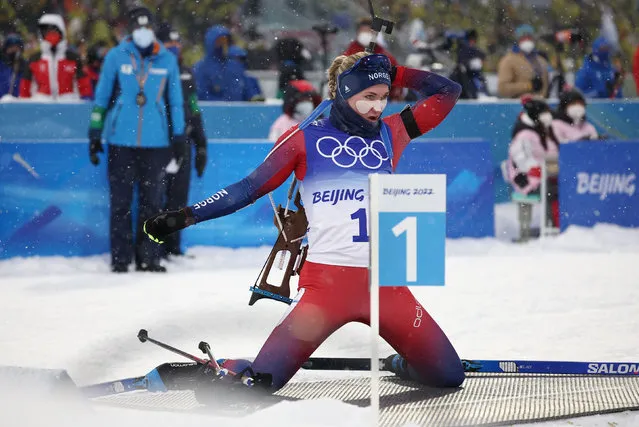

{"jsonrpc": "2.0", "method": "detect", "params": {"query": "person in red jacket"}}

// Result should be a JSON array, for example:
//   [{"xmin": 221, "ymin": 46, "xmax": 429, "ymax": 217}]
[
  {"xmin": 342, "ymin": 17, "xmax": 403, "ymax": 100},
  {"xmin": 20, "ymin": 14, "xmax": 92, "ymax": 101},
  {"xmin": 633, "ymin": 44, "xmax": 639, "ymax": 95}
]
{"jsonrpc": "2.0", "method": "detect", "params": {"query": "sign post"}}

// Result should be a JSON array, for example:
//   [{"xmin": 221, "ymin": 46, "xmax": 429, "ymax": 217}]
[{"xmin": 368, "ymin": 173, "xmax": 447, "ymax": 425}]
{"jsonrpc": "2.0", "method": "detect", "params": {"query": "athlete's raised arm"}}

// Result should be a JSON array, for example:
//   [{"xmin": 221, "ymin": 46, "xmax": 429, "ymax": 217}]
[
  {"xmin": 384, "ymin": 67, "xmax": 461, "ymax": 167},
  {"xmin": 143, "ymin": 127, "xmax": 307, "ymax": 243}
]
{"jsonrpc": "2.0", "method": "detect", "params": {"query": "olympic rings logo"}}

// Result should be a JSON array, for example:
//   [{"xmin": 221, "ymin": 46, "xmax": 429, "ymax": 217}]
[{"xmin": 315, "ymin": 136, "xmax": 389, "ymax": 169}]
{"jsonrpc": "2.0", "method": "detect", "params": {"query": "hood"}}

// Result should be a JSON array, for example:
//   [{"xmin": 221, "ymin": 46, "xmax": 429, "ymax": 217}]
[
  {"xmin": 204, "ymin": 25, "xmax": 231, "ymax": 59},
  {"xmin": 38, "ymin": 14, "xmax": 67, "ymax": 39},
  {"xmin": 592, "ymin": 36, "xmax": 610, "ymax": 55}
]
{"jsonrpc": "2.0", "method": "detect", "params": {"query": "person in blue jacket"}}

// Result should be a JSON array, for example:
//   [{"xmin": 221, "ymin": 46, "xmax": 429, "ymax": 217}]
[
  {"xmin": 87, "ymin": 6, "xmax": 186, "ymax": 273},
  {"xmin": 575, "ymin": 36, "xmax": 623, "ymax": 99},
  {"xmin": 228, "ymin": 45, "xmax": 264, "ymax": 101},
  {"xmin": 193, "ymin": 25, "xmax": 259, "ymax": 101},
  {"xmin": 0, "ymin": 33, "xmax": 26, "ymax": 98}
]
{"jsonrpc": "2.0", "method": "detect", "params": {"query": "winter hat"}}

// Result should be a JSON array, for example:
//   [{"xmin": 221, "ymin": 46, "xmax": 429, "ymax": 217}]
[
  {"xmin": 521, "ymin": 94, "xmax": 550, "ymax": 122},
  {"xmin": 558, "ymin": 89, "xmax": 586, "ymax": 112},
  {"xmin": 156, "ymin": 22, "xmax": 180, "ymax": 44},
  {"xmin": 283, "ymin": 80, "xmax": 320, "ymax": 115},
  {"xmin": 2, "ymin": 33, "xmax": 23, "ymax": 51},
  {"xmin": 514, "ymin": 24, "xmax": 535, "ymax": 40},
  {"xmin": 127, "ymin": 6, "xmax": 154, "ymax": 30}
]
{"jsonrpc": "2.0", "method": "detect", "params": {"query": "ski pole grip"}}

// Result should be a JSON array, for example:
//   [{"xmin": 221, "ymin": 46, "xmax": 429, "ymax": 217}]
[
  {"xmin": 198, "ymin": 341, "xmax": 210, "ymax": 354},
  {"xmin": 137, "ymin": 329, "xmax": 148, "ymax": 343}
]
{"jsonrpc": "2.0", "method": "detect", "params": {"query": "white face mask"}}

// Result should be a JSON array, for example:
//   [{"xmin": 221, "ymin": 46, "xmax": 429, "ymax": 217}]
[
  {"xmin": 132, "ymin": 27, "xmax": 155, "ymax": 49},
  {"xmin": 566, "ymin": 104, "xmax": 586, "ymax": 122},
  {"xmin": 293, "ymin": 101, "xmax": 314, "ymax": 121},
  {"xmin": 357, "ymin": 32, "xmax": 374, "ymax": 47},
  {"xmin": 355, "ymin": 98, "xmax": 387, "ymax": 115},
  {"xmin": 519, "ymin": 39, "xmax": 535, "ymax": 54},
  {"xmin": 538, "ymin": 111, "xmax": 553, "ymax": 128},
  {"xmin": 469, "ymin": 57, "xmax": 483, "ymax": 71}
]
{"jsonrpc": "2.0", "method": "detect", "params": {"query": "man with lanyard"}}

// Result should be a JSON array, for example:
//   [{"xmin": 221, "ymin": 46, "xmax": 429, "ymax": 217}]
[{"xmin": 87, "ymin": 6, "xmax": 187, "ymax": 273}]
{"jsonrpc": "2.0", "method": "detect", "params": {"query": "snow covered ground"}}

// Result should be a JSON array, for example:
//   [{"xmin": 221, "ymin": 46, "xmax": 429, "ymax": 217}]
[{"xmin": 1, "ymin": 220, "xmax": 638, "ymax": 426}]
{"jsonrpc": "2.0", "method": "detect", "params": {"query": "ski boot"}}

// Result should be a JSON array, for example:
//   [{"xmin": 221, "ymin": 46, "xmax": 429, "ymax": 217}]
[{"xmin": 384, "ymin": 354, "xmax": 412, "ymax": 380}]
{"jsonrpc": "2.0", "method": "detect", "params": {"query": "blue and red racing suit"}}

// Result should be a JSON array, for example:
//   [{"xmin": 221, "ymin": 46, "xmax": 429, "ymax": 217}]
[{"xmin": 188, "ymin": 66, "xmax": 464, "ymax": 390}]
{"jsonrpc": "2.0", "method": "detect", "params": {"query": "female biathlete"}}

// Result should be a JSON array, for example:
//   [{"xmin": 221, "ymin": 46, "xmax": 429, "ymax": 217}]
[{"xmin": 143, "ymin": 51, "xmax": 465, "ymax": 393}]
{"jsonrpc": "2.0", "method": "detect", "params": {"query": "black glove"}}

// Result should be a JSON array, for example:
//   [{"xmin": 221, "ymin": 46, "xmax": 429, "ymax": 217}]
[
  {"xmin": 88, "ymin": 129, "xmax": 103, "ymax": 166},
  {"xmin": 143, "ymin": 209, "xmax": 190, "ymax": 244},
  {"xmin": 195, "ymin": 146, "xmax": 207, "ymax": 178},
  {"xmin": 531, "ymin": 75, "xmax": 543, "ymax": 92},
  {"xmin": 171, "ymin": 134, "xmax": 189, "ymax": 166}
]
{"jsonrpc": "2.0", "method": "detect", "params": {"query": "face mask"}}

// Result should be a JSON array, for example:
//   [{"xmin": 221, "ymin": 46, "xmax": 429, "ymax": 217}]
[
  {"xmin": 519, "ymin": 40, "xmax": 535, "ymax": 54},
  {"xmin": 132, "ymin": 27, "xmax": 155, "ymax": 49},
  {"xmin": 293, "ymin": 101, "xmax": 315, "ymax": 121},
  {"xmin": 357, "ymin": 32, "xmax": 374, "ymax": 47},
  {"xmin": 469, "ymin": 57, "xmax": 483, "ymax": 71},
  {"xmin": 44, "ymin": 31, "xmax": 62, "ymax": 46},
  {"xmin": 355, "ymin": 98, "xmax": 387, "ymax": 115},
  {"xmin": 538, "ymin": 111, "xmax": 553, "ymax": 128},
  {"xmin": 566, "ymin": 104, "xmax": 586, "ymax": 122}
]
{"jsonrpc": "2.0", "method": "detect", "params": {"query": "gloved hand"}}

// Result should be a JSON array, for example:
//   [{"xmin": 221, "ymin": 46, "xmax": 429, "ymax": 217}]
[
  {"xmin": 171, "ymin": 134, "xmax": 189, "ymax": 166},
  {"xmin": 195, "ymin": 146, "xmax": 207, "ymax": 178},
  {"xmin": 88, "ymin": 129, "xmax": 103, "ymax": 166},
  {"xmin": 143, "ymin": 209, "xmax": 190, "ymax": 244},
  {"xmin": 530, "ymin": 75, "xmax": 543, "ymax": 92}
]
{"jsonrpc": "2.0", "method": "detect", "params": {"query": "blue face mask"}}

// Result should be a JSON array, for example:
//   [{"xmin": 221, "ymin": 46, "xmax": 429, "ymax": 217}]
[{"xmin": 132, "ymin": 27, "xmax": 155, "ymax": 49}]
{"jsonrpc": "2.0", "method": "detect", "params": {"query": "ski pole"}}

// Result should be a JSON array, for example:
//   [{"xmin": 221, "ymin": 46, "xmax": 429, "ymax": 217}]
[{"xmin": 137, "ymin": 329, "xmax": 254, "ymax": 387}]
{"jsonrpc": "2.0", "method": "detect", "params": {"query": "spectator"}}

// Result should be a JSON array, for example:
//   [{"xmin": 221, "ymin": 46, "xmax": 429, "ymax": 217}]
[
  {"xmin": 0, "ymin": 33, "xmax": 26, "ymax": 98},
  {"xmin": 343, "ymin": 17, "xmax": 402, "ymax": 101},
  {"xmin": 274, "ymin": 37, "xmax": 310, "ymax": 99},
  {"xmin": 193, "ymin": 25, "xmax": 255, "ymax": 101},
  {"xmin": 87, "ymin": 7, "xmax": 187, "ymax": 273},
  {"xmin": 268, "ymin": 79, "xmax": 321, "ymax": 141},
  {"xmin": 497, "ymin": 24, "xmax": 549, "ymax": 99},
  {"xmin": 449, "ymin": 29, "xmax": 490, "ymax": 99},
  {"xmin": 20, "ymin": 14, "xmax": 92, "ymax": 101},
  {"xmin": 228, "ymin": 45, "xmax": 264, "ymax": 101},
  {"xmin": 156, "ymin": 22, "xmax": 208, "ymax": 257},
  {"xmin": 84, "ymin": 41, "xmax": 109, "ymax": 98},
  {"xmin": 633, "ymin": 44, "xmax": 639, "ymax": 95},
  {"xmin": 551, "ymin": 89, "xmax": 598, "ymax": 142},
  {"xmin": 506, "ymin": 96, "xmax": 559, "ymax": 234},
  {"xmin": 575, "ymin": 36, "xmax": 623, "ymax": 99}
]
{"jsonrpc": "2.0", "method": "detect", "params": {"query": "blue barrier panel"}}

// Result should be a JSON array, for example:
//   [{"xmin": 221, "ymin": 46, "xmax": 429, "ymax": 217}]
[
  {"xmin": 2, "ymin": 100, "xmax": 638, "ymax": 203},
  {"xmin": 396, "ymin": 139, "xmax": 494, "ymax": 238},
  {"xmin": 559, "ymin": 141, "xmax": 639, "ymax": 231},
  {"xmin": 0, "ymin": 138, "xmax": 493, "ymax": 259}
]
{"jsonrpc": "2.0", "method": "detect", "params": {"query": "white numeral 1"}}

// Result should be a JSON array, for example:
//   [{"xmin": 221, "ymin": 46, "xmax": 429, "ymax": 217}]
[{"xmin": 392, "ymin": 216, "xmax": 417, "ymax": 282}]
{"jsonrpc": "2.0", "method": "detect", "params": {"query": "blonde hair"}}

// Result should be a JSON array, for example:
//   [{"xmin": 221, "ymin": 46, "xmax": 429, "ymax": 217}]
[{"xmin": 327, "ymin": 51, "xmax": 370, "ymax": 99}]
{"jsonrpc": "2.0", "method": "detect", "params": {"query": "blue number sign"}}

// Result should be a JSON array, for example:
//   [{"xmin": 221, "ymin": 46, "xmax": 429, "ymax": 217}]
[{"xmin": 369, "ymin": 174, "xmax": 447, "ymax": 287}]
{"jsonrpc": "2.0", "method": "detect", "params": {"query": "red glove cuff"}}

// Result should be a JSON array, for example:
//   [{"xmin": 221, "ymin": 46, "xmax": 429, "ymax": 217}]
[{"xmin": 528, "ymin": 167, "xmax": 542, "ymax": 178}]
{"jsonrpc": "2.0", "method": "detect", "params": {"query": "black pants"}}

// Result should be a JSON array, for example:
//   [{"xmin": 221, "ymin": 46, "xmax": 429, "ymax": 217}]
[
  {"xmin": 163, "ymin": 143, "xmax": 193, "ymax": 255},
  {"xmin": 108, "ymin": 145, "xmax": 170, "ymax": 268}
]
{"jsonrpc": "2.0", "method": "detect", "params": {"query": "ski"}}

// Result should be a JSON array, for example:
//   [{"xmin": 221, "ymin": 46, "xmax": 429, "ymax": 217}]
[{"xmin": 302, "ymin": 357, "xmax": 639, "ymax": 376}]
